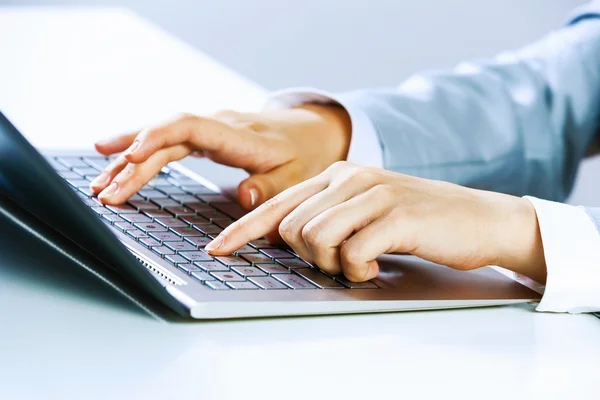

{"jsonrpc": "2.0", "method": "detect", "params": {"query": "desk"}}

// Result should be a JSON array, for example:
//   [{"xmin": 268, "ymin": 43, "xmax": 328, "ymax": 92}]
[{"xmin": 0, "ymin": 8, "xmax": 599, "ymax": 400}]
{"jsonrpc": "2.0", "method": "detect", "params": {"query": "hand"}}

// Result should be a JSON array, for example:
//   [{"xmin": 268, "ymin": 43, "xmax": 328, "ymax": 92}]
[
  {"xmin": 90, "ymin": 105, "xmax": 352, "ymax": 209},
  {"xmin": 206, "ymin": 162, "xmax": 547, "ymax": 283}
]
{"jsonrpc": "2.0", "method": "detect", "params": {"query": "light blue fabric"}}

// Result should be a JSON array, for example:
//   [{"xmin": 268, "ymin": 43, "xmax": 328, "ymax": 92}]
[{"xmin": 337, "ymin": 1, "xmax": 600, "ymax": 202}]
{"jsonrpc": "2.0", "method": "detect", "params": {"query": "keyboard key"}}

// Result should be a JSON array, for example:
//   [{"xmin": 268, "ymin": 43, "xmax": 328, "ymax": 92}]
[
  {"xmin": 126, "ymin": 230, "xmax": 149, "ymax": 240},
  {"xmin": 273, "ymin": 274, "xmax": 316, "ymax": 289},
  {"xmin": 72, "ymin": 166, "xmax": 99, "ymax": 177},
  {"xmin": 256, "ymin": 264, "xmax": 290, "ymax": 274},
  {"xmin": 165, "ymin": 254, "xmax": 189, "ymax": 265},
  {"xmin": 171, "ymin": 194, "xmax": 199, "ymax": 204},
  {"xmin": 178, "ymin": 264, "xmax": 202, "ymax": 274},
  {"xmin": 58, "ymin": 171, "xmax": 81, "ymax": 180},
  {"xmin": 276, "ymin": 258, "xmax": 312, "ymax": 269},
  {"xmin": 180, "ymin": 184, "xmax": 215, "ymax": 194},
  {"xmin": 155, "ymin": 217, "xmax": 187, "ymax": 228},
  {"xmin": 248, "ymin": 276, "xmax": 287, "ymax": 290},
  {"xmin": 121, "ymin": 214, "xmax": 152, "ymax": 224},
  {"xmin": 231, "ymin": 266, "xmax": 267, "ymax": 277},
  {"xmin": 205, "ymin": 281, "xmax": 230, "ymax": 290},
  {"xmin": 128, "ymin": 200, "xmax": 160, "ymax": 210},
  {"xmin": 164, "ymin": 206, "xmax": 195, "ymax": 216},
  {"xmin": 196, "ymin": 194, "xmax": 230, "ymax": 204},
  {"xmin": 227, "ymin": 281, "xmax": 259, "ymax": 290},
  {"xmin": 140, "ymin": 238, "xmax": 162, "ymax": 248},
  {"xmin": 152, "ymin": 246, "xmax": 175, "ymax": 257},
  {"xmin": 66, "ymin": 179, "xmax": 91, "ymax": 188},
  {"xmin": 138, "ymin": 189, "xmax": 168, "ymax": 199},
  {"xmin": 210, "ymin": 271, "xmax": 245, "ymax": 282},
  {"xmin": 234, "ymin": 245, "xmax": 258, "ymax": 254},
  {"xmin": 192, "ymin": 224, "xmax": 223, "ymax": 235},
  {"xmin": 114, "ymin": 222, "xmax": 136, "ymax": 231},
  {"xmin": 190, "ymin": 271, "xmax": 214, "ymax": 281},
  {"xmin": 134, "ymin": 222, "xmax": 167, "ymax": 232},
  {"xmin": 107, "ymin": 204, "xmax": 138, "ymax": 214},
  {"xmin": 101, "ymin": 213, "xmax": 123, "ymax": 223},
  {"xmin": 335, "ymin": 277, "xmax": 379, "ymax": 289},
  {"xmin": 57, "ymin": 157, "xmax": 89, "ymax": 168},
  {"xmin": 183, "ymin": 203, "xmax": 214, "ymax": 214},
  {"xmin": 213, "ymin": 202, "xmax": 246, "ymax": 219},
  {"xmin": 214, "ymin": 219, "xmax": 234, "ymax": 229},
  {"xmin": 180, "ymin": 215, "xmax": 209, "ymax": 225},
  {"xmin": 248, "ymin": 239, "xmax": 275, "ymax": 249},
  {"xmin": 152, "ymin": 198, "xmax": 180, "ymax": 208},
  {"xmin": 293, "ymin": 269, "xmax": 344, "ymax": 289},
  {"xmin": 77, "ymin": 187, "xmax": 94, "ymax": 196},
  {"xmin": 180, "ymin": 251, "xmax": 213, "ymax": 262},
  {"xmin": 194, "ymin": 261, "xmax": 229, "ymax": 272},
  {"xmin": 198, "ymin": 210, "xmax": 229, "ymax": 220},
  {"xmin": 47, "ymin": 157, "xmax": 69, "ymax": 171},
  {"xmin": 184, "ymin": 236, "xmax": 213, "ymax": 248},
  {"xmin": 83, "ymin": 157, "xmax": 110, "ymax": 170},
  {"xmin": 215, "ymin": 256, "xmax": 250, "ymax": 266},
  {"xmin": 165, "ymin": 241, "xmax": 197, "ymax": 252},
  {"xmin": 157, "ymin": 186, "xmax": 186, "ymax": 195},
  {"xmin": 260, "ymin": 248, "xmax": 294, "ymax": 259},
  {"xmin": 149, "ymin": 231, "xmax": 182, "ymax": 242},
  {"xmin": 143, "ymin": 210, "xmax": 172, "ymax": 218},
  {"xmin": 91, "ymin": 206, "xmax": 112, "ymax": 215},
  {"xmin": 170, "ymin": 226, "xmax": 204, "ymax": 237},
  {"xmin": 241, "ymin": 253, "xmax": 273, "ymax": 264}
]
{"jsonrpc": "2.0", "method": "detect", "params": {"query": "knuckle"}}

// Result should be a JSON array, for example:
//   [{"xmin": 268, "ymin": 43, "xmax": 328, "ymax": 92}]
[
  {"xmin": 301, "ymin": 221, "xmax": 323, "ymax": 246},
  {"xmin": 213, "ymin": 109, "xmax": 239, "ymax": 120},
  {"xmin": 340, "ymin": 242, "xmax": 364, "ymax": 267},
  {"xmin": 261, "ymin": 194, "xmax": 281, "ymax": 212},
  {"xmin": 175, "ymin": 112, "xmax": 196, "ymax": 122},
  {"xmin": 327, "ymin": 160, "xmax": 350, "ymax": 174},
  {"xmin": 370, "ymin": 183, "xmax": 395, "ymax": 198},
  {"xmin": 278, "ymin": 219, "xmax": 296, "ymax": 243}
]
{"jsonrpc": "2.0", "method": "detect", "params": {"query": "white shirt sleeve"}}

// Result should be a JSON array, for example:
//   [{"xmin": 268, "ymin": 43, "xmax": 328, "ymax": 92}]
[
  {"xmin": 264, "ymin": 87, "xmax": 384, "ymax": 168},
  {"xmin": 524, "ymin": 196, "xmax": 600, "ymax": 313}
]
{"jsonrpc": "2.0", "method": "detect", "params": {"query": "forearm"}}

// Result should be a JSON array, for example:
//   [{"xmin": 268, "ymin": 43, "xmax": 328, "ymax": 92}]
[{"xmin": 334, "ymin": 17, "xmax": 600, "ymax": 201}]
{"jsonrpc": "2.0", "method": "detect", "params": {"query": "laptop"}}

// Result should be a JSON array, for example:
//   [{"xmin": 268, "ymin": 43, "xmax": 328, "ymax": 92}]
[{"xmin": 0, "ymin": 110, "xmax": 541, "ymax": 319}]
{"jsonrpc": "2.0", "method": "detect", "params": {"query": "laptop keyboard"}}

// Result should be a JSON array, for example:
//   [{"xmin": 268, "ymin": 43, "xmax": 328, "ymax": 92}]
[{"xmin": 47, "ymin": 155, "xmax": 379, "ymax": 291}]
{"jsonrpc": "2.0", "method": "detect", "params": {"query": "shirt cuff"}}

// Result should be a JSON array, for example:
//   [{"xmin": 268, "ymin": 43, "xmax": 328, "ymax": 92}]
[
  {"xmin": 264, "ymin": 87, "xmax": 384, "ymax": 168},
  {"xmin": 524, "ymin": 196, "xmax": 600, "ymax": 313}
]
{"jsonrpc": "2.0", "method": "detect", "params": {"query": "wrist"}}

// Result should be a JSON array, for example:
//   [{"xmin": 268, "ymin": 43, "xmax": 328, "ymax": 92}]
[
  {"xmin": 488, "ymin": 194, "xmax": 547, "ymax": 283},
  {"xmin": 297, "ymin": 104, "xmax": 352, "ymax": 162}
]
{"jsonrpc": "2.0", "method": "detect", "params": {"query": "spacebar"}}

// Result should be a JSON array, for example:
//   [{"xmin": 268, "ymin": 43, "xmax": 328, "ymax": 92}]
[{"xmin": 294, "ymin": 269, "xmax": 344, "ymax": 289}]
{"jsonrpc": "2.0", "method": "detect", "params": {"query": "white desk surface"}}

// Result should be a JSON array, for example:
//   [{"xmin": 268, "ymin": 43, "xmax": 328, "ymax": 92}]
[{"xmin": 0, "ymin": 7, "xmax": 599, "ymax": 400}]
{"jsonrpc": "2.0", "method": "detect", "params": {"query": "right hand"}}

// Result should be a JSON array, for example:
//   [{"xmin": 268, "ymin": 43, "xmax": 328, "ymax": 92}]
[{"xmin": 90, "ymin": 104, "xmax": 352, "ymax": 210}]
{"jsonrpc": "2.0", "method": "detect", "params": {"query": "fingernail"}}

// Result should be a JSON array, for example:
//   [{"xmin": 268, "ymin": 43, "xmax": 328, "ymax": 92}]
[
  {"xmin": 205, "ymin": 236, "xmax": 224, "ymax": 252},
  {"xmin": 124, "ymin": 140, "xmax": 140, "ymax": 156},
  {"xmin": 90, "ymin": 171, "xmax": 109, "ymax": 187},
  {"xmin": 249, "ymin": 188, "xmax": 258, "ymax": 208},
  {"xmin": 100, "ymin": 182, "xmax": 118, "ymax": 198}
]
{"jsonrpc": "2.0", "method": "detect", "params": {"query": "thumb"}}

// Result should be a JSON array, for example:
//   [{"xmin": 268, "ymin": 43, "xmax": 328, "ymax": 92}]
[{"xmin": 237, "ymin": 162, "xmax": 303, "ymax": 210}]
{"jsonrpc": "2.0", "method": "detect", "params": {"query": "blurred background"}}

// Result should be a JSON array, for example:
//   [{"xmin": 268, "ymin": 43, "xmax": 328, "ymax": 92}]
[
  {"xmin": 1, "ymin": 0, "xmax": 597, "ymax": 204},
  {"xmin": 0, "ymin": 0, "xmax": 586, "ymax": 91}
]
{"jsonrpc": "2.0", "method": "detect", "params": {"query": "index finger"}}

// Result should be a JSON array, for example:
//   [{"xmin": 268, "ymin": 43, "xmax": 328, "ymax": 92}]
[{"xmin": 205, "ymin": 175, "xmax": 329, "ymax": 255}]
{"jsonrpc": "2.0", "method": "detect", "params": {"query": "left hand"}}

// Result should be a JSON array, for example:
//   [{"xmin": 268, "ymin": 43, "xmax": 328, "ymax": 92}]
[{"xmin": 206, "ymin": 161, "xmax": 547, "ymax": 283}]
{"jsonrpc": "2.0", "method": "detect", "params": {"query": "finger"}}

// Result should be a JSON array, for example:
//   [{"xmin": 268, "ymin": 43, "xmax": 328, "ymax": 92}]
[
  {"xmin": 94, "ymin": 132, "xmax": 139, "ymax": 156},
  {"xmin": 340, "ymin": 217, "xmax": 401, "ymax": 282},
  {"xmin": 277, "ymin": 174, "xmax": 380, "ymax": 264},
  {"xmin": 237, "ymin": 161, "xmax": 304, "ymax": 210},
  {"xmin": 89, "ymin": 155, "xmax": 129, "ymax": 194},
  {"xmin": 122, "ymin": 115, "xmax": 276, "ymax": 171},
  {"xmin": 205, "ymin": 174, "xmax": 329, "ymax": 255},
  {"xmin": 299, "ymin": 186, "xmax": 395, "ymax": 275},
  {"xmin": 98, "ymin": 144, "xmax": 192, "ymax": 205}
]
